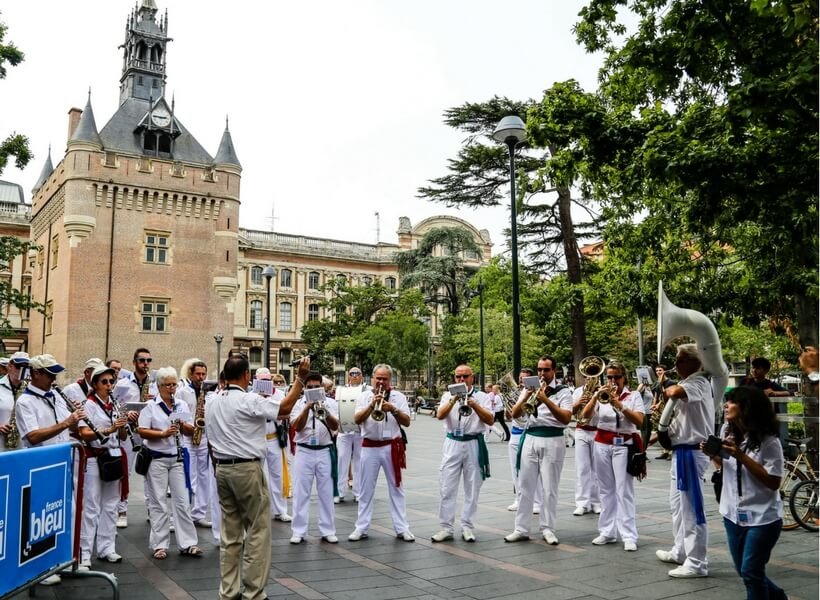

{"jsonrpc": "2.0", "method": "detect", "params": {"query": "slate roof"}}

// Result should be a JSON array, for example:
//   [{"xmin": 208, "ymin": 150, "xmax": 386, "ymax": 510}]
[
  {"xmin": 31, "ymin": 148, "xmax": 54, "ymax": 193},
  {"xmin": 0, "ymin": 180, "xmax": 25, "ymax": 204},
  {"xmin": 70, "ymin": 96, "xmax": 103, "ymax": 147},
  {"xmin": 213, "ymin": 121, "xmax": 240, "ymax": 167}
]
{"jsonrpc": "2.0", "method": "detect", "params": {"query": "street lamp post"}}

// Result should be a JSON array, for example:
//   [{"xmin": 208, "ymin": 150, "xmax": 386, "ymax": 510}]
[
  {"xmin": 262, "ymin": 266, "xmax": 277, "ymax": 370},
  {"xmin": 466, "ymin": 279, "xmax": 486, "ymax": 389},
  {"xmin": 493, "ymin": 115, "xmax": 527, "ymax": 377},
  {"xmin": 214, "ymin": 334, "xmax": 223, "ymax": 374}
]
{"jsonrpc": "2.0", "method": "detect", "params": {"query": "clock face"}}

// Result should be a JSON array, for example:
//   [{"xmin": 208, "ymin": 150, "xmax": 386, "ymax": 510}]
[{"xmin": 151, "ymin": 108, "xmax": 171, "ymax": 127}]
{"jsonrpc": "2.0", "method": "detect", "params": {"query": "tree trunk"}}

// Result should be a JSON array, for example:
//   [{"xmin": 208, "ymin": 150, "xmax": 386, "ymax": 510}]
[{"xmin": 556, "ymin": 184, "xmax": 588, "ymax": 381}]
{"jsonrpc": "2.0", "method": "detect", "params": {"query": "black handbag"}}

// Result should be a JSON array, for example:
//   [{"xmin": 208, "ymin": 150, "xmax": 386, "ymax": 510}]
[
  {"xmin": 97, "ymin": 450, "xmax": 124, "ymax": 481},
  {"xmin": 134, "ymin": 446, "xmax": 153, "ymax": 476},
  {"xmin": 626, "ymin": 445, "xmax": 647, "ymax": 480}
]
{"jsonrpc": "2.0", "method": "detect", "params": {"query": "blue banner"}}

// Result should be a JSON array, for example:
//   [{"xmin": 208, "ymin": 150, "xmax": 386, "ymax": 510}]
[{"xmin": 0, "ymin": 444, "xmax": 74, "ymax": 596}]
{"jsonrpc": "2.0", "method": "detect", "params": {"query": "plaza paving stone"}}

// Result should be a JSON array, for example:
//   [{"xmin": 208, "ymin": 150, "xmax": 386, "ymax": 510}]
[{"xmin": 16, "ymin": 415, "xmax": 818, "ymax": 600}]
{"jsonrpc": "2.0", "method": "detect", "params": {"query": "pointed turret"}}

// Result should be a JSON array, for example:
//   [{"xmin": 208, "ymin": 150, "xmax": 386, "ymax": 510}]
[
  {"xmin": 68, "ymin": 92, "xmax": 103, "ymax": 150},
  {"xmin": 31, "ymin": 146, "xmax": 54, "ymax": 194},
  {"xmin": 213, "ymin": 117, "xmax": 241, "ymax": 171}
]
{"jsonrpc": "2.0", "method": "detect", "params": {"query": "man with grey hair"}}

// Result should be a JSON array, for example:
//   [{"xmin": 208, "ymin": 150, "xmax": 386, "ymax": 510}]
[
  {"xmin": 348, "ymin": 364, "xmax": 414, "ymax": 542},
  {"xmin": 656, "ymin": 343, "xmax": 714, "ymax": 578}
]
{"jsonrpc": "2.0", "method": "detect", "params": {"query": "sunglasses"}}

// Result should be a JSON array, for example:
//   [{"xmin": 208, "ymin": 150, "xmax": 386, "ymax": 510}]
[
  {"xmin": 99, "ymin": 378, "xmax": 116, "ymax": 385},
  {"xmin": 606, "ymin": 375, "xmax": 624, "ymax": 380},
  {"xmin": 454, "ymin": 373, "xmax": 471, "ymax": 379},
  {"xmin": 136, "ymin": 357, "xmax": 153, "ymax": 364},
  {"xmin": 537, "ymin": 367, "xmax": 553, "ymax": 372}
]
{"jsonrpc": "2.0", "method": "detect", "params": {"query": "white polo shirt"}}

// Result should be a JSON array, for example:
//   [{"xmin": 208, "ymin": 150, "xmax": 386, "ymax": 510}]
[
  {"xmin": 669, "ymin": 371, "xmax": 714, "ymax": 445},
  {"xmin": 356, "ymin": 389, "xmax": 409, "ymax": 441},
  {"xmin": 594, "ymin": 389, "xmax": 646, "ymax": 436},
  {"xmin": 84, "ymin": 396, "xmax": 125, "ymax": 450},
  {"xmin": 15, "ymin": 385, "xmax": 72, "ymax": 448},
  {"xmin": 720, "ymin": 434, "xmax": 784, "ymax": 526},
  {"xmin": 138, "ymin": 397, "xmax": 191, "ymax": 454},
  {"xmin": 523, "ymin": 381, "xmax": 573, "ymax": 429},
  {"xmin": 439, "ymin": 390, "xmax": 492, "ymax": 435},
  {"xmin": 206, "ymin": 385, "xmax": 280, "ymax": 460},
  {"xmin": 291, "ymin": 397, "xmax": 339, "ymax": 445}
]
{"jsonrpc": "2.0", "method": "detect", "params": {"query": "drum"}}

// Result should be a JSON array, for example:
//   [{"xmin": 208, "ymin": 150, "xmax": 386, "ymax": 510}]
[{"xmin": 336, "ymin": 384, "xmax": 363, "ymax": 433}]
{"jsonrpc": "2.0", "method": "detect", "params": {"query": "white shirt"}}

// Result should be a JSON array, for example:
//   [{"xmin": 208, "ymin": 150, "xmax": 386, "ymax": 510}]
[
  {"xmin": 511, "ymin": 388, "xmax": 530, "ymax": 429},
  {"xmin": 114, "ymin": 373, "xmax": 157, "ymax": 405},
  {"xmin": 138, "ymin": 397, "xmax": 191, "ymax": 454},
  {"xmin": 16, "ymin": 384, "xmax": 72, "ymax": 448},
  {"xmin": 720, "ymin": 434, "xmax": 784, "ymax": 526},
  {"xmin": 264, "ymin": 388, "xmax": 286, "ymax": 437},
  {"xmin": 669, "ymin": 371, "xmax": 714, "ymax": 444},
  {"xmin": 572, "ymin": 386, "xmax": 598, "ymax": 427},
  {"xmin": 62, "ymin": 379, "xmax": 92, "ymax": 404},
  {"xmin": 523, "ymin": 380, "xmax": 573, "ymax": 429},
  {"xmin": 291, "ymin": 396, "xmax": 339, "ymax": 445},
  {"xmin": 356, "ymin": 389, "xmax": 409, "ymax": 440},
  {"xmin": 84, "ymin": 396, "xmax": 124, "ymax": 450},
  {"xmin": 439, "ymin": 390, "xmax": 492, "ymax": 436},
  {"xmin": 206, "ymin": 385, "xmax": 280, "ymax": 460},
  {"xmin": 594, "ymin": 389, "xmax": 646, "ymax": 436},
  {"xmin": 176, "ymin": 383, "xmax": 209, "ymax": 447}
]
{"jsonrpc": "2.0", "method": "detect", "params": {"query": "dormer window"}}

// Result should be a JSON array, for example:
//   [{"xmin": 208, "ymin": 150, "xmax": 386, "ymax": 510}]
[{"xmin": 143, "ymin": 132, "xmax": 172, "ymax": 154}]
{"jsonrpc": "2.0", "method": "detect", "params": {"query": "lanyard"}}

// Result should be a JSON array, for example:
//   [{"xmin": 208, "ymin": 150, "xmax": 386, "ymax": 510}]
[{"xmin": 27, "ymin": 386, "xmax": 59, "ymax": 424}]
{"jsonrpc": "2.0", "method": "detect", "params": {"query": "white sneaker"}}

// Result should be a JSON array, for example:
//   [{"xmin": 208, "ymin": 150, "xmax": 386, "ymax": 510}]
[
  {"xmin": 572, "ymin": 507, "xmax": 588, "ymax": 516},
  {"xmin": 348, "ymin": 529, "xmax": 368, "ymax": 541},
  {"xmin": 289, "ymin": 536, "xmax": 303, "ymax": 544},
  {"xmin": 592, "ymin": 504, "xmax": 602, "ymax": 514},
  {"xmin": 543, "ymin": 530, "xmax": 559, "ymax": 545},
  {"xmin": 507, "ymin": 502, "xmax": 519, "ymax": 511},
  {"xmin": 333, "ymin": 497, "xmax": 341, "ymax": 504},
  {"xmin": 397, "ymin": 531, "xmax": 415, "ymax": 542},
  {"xmin": 321, "ymin": 535, "xmax": 338, "ymax": 544},
  {"xmin": 668, "ymin": 566, "xmax": 707, "ymax": 578},
  {"xmin": 194, "ymin": 519, "xmax": 212, "ymax": 528},
  {"xmin": 656, "ymin": 549, "xmax": 683, "ymax": 564},
  {"xmin": 533, "ymin": 506, "xmax": 541, "ymax": 514},
  {"xmin": 431, "ymin": 529, "xmax": 454, "ymax": 543},
  {"xmin": 98, "ymin": 552, "xmax": 123, "ymax": 563},
  {"xmin": 462, "ymin": 528, "xmax": 476, "ymax": 543},
  {"xmin": 504, "ymin": 531, "xmax": 529, "ymax": 543},
  {"xmin": 624, "ymin": 541, "xmax": 638, "ymax": 552},
  {"xmin": 77, "ymin": 560, "xmax": 91, "ymax": 571},
  {"xmin": 116, "ymin": 515, "xmax": 128, "ymax": 528},
  {"xmin": 40, "ymin": 574, "xmax": 61, "ymax": 586},
  {"xmin": 274, "ymin": 513, "xmax": 293, "ymax": 522},
  {"xmin": 592, "ymin": 535, "xmax": 617, "ymax": 545}
]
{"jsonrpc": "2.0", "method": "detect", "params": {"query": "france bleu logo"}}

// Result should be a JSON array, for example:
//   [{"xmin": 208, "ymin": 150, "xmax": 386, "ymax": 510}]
[{"xmin": 19, "ymin": 463, "xmax": 68, "ymax": 565}]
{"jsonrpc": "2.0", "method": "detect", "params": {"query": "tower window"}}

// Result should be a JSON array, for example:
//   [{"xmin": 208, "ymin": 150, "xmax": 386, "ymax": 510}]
[
  {"xmin": 145, "ymin": 231, "xmax": 170, "ymax": 264},
  {"xmin": 141, "ymin": 298, "xmax": 169, "ymax": 332}
]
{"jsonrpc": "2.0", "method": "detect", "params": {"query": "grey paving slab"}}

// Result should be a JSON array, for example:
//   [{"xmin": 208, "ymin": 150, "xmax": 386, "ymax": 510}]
[{"xmin": 11, "ymin": 417, "xmax": 818, "ymax": 600}]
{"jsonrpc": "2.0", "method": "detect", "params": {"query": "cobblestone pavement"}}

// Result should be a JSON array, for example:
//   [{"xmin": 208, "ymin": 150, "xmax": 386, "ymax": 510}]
[{"xmin": 21, "ymin": 416, "xmax": 818, "ymax": 600}]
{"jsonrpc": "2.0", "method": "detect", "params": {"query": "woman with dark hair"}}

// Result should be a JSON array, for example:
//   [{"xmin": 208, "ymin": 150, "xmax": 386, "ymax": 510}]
[{"xmin": 705, "ymin": 386, "xmax": 787, "ymax": 600}]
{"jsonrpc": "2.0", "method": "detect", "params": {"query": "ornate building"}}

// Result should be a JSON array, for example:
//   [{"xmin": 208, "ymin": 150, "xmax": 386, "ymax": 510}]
[{"xmin": 2, "ymin": 1, "xmax": 491, "ymax": 380}]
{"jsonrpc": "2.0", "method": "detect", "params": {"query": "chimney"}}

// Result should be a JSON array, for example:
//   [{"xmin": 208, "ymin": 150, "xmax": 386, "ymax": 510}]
[{"xmin": 67, "ymin": 107, "xmax": 83, "ymax": 143}]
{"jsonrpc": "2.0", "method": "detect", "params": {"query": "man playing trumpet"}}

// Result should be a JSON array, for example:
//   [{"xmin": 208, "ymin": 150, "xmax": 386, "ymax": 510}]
[
  {"xmin": 431, "ymin": 365, "xmax": 495, "ymax": 543},
  {"xmin": 505, "ymin": 356, "xmax": 573, "ymax": 546}
]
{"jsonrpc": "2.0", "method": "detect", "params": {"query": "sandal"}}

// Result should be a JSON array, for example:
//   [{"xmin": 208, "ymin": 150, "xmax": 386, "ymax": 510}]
[
  {"xmin": 153, "ymin": 548, "xmax": 167, "ymax": 560},
  {"xmin": 180, "ymin": 546, "xmax": 203, "ymax": 557}
]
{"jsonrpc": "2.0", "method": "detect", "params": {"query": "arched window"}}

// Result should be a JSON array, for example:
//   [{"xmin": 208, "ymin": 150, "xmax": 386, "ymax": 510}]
[
  {"xmin": 250, "ymin": 266, "xmax": 263, "ymax": 285},
  {"xmin": 249, "ymin": 300, "xmax": 263, "ymax": 329},
  {"xmin": 307, "ymin": 303, "xmax": 319, "ymax": 321},
  {"xmin": 336, "ymin": 274, "xmax": 347, "ymax": 287},
  {"xmin": 279, "ymin": 302, "xmax": 293, "ymax": 331},
  {"xmin": 280, "ymin": 269, "xmax": 293, "ymax": 288},
  {"xmin": 308, "ymin": 271, "xmax": 320, "ymax": 289},
  {"xmin": 385, "ymin": 276, "xmax": 397, "ymax": 290},
  {"xmin": 362, "ymin": 275, "xmax": 372, "ymax": 287}
]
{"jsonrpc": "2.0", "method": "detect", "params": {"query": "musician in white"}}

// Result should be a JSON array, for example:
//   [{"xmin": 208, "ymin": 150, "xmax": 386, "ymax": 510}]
[
  {"xmin": 62, "ymin": 357, "xmax": 104, "ymax": 403},
  {"xmin": 0, "ymin": 351, "xmax": 29, "ymax": 451},
  {"xmin": 571, "ymin": 384, "xmax": 601, "ymax": 516},
  {"xmin": 504, "ymin": 356, "xmax": 572, "ymax": 546},
  {"xmin": 656, "ymin": 344, "xmax": 715, "ymax": 578},
  {"xmin": 507, "ymin": 368, "xmax": 544, "ymax": 513},
  {"xmin": 335, "ymin": 367, "xmax": 367, "ymax": 503},
  {"xmin": 348, "ymin": 364, "xmax": 414, "ymax": 542},
  {"xmin": 257, "ymin": 369, "xmax": 292, "ymax": 523},
  {"xmin": 289, "ymin": 371, "xmax": 340, "ymax": 544},
  {"xmin": 176, "ymin": 360, "xmax": 214, "ymax": 528},
  {"xmin": 78, "ymin": 365, "xmax": 129, "ymax": 566},
  {"xmin": 580, "ymin": 361, "xmax": 645, "ymax": 551},
  {"xmin": 137, "ymin": 366, "xmax": 201, "ymax": 559},
  {"xmin": 431, "ymin": 365, "xmax": 495, "ymax": 543}
]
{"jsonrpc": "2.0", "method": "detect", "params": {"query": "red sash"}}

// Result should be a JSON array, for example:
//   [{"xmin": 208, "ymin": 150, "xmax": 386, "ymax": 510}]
[
  {"xmin": 595, "ymin": 429, "xmax": 643, "ymax": 451},
  {"xmin": 362, "ymin": 437, "xmax": 406, "ymax": 487}
]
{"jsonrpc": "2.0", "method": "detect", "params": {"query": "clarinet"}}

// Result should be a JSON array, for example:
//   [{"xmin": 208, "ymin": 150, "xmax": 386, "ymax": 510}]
[
  {"xmin": 171, "ymin": 418, "xmax": 184, "ymax": 463},
  {"xmin": 113, "ymin": 393, "xmax": 142, "ymax": 451},
  {"xmin": 52, "ymin": 384, "xmax": 110, "ymax": 445}
]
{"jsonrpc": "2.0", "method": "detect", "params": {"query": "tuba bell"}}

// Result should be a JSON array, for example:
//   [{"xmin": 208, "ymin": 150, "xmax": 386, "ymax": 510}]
[
  {"xmin": 655, "ymin": 281, "xmax": 728, "ymax": 450},
  {"xmin": 574, "ymin": 356, "xmax": 606, "ymax": 425}
]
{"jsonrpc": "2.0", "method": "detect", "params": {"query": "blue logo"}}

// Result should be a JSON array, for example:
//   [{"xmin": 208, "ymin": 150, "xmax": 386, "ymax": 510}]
[
  {"xmin": 19, "ymin": 463, "xmax": 68, "ymax": 565},
  {"xmin": 0, "ymin": 475, "xmax": 8, "ymax": 561}
]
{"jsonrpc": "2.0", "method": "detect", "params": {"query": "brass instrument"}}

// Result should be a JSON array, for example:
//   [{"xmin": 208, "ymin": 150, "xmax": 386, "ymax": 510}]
[
  {"xmin": 522, "ymin": 381, "xmax": 547, "ymax": 416},
  {"xmin": 498, "ymin": 372, "xmax": 519, "ymax": 417},
  {"xmin": 457, "ymin": 395, "xmax": 473, "ymax": 418},
  {"xmin": 313, "ymin": 399, "xmax": 327, "ymax": 420},
  {"xmin": 171, "ymin": 418, "xmax": 184, "ymax": 462},
  {"xmin": 593, "ymin": 383, "xmax": 617, "ymax": 405},
  {"xmin": 371, "ymin": 385, "xmax": 387, "ymax": 422},
  {"xmin": 192, "ymin": 384, "xmax": 206, "ymax": 446},
  {"xmin": 575, "ymin": 356, "xmax": 606, "ymax": 425},
  {"xmin": 140, "ymin": 378, "xmax": 150, "ymax": 403},
  {"xmin": 4, "ymin": 374, "xmax": 28, "ymax": 449},
  {"xmin": 53, "ymin": 384, "xmax": 110, "ymax": 445}
]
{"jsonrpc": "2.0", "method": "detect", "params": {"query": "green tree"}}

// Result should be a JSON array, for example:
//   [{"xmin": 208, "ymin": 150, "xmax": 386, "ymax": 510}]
[
  {"xmin": 361, "ymin": 312, "xmax": 429, "ymax": 388},
  {"xmin": 0, "ymin": 16, "xmax": 30, "ymax": 175}
]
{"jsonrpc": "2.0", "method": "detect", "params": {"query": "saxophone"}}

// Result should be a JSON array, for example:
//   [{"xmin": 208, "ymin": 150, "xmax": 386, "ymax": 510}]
[
  {"xmin": 191, "ymin": 384, "xmax": 206, "ymax": 446},
  {"xmin": 4, "ymin": 378, "xmax": 26, "ymax": 449}
]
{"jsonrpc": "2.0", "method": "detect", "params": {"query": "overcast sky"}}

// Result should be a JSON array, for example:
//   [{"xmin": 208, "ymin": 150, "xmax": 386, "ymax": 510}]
[{"xmin": 2, "ymin": 1, "xmax": 603, "ymax": 253}]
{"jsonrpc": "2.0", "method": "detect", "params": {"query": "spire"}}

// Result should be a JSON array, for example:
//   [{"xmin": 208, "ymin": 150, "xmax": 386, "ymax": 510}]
[
  {"xmin": 31, "ymin": 145, "xmax": 54, "ymax": 194},
  {"xmin": 213, "ymin": 116, "xmax": 241, "ymax": 169},
  {"xmin": 68, "ymin": 91, "xmax": 103, "ymax": 149}
]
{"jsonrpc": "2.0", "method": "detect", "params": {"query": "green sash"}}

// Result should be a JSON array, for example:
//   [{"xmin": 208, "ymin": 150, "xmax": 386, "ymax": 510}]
[
  {"xmin": 515, "ymin": 426, "xmax": 564, "ymax": 473},
  {"xmin": 446, "ymin": 432, "xmax": 490, "ymax": 480},
  {"xmin": 296, "ymin": 443, "xmax": 339, "ymax": 497}
]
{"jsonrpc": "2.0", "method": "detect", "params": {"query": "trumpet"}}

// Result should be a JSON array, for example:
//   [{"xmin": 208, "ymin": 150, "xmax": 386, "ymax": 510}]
[
  {"xmin": 593, "ymin": 383, "xmax": 618, "ymax": 405},
  {"xmin": 313, "ymin": 400, "xmax": 327, "ymax": 420},
  {"xmin": 371, "ymin": 385, "xmax": 387, "ymax": 422},
  {"xmin": 53, "ymin": 384, "xmax": 110, "ymax": 445},
  {"xmin": 522, "ymin": 381, "xmax": 547, "ymax": 416},
  {"xmin": 458, "ymin": 395, "xmax": 473, "ymax": 418}
]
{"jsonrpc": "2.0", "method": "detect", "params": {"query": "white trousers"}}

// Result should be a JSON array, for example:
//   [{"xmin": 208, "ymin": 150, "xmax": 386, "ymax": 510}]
[
  {"xmin": 80, "ymin": 457, "xmax": 120, "ymax": 560},
  {"xmin": 118, "ymin": 442, "xmax": 135, "ymax": 514},
  {"xmin": 144, "ymin": 456, "xmax": 198, "ymax": 551},
  {"xmin": 514, "ymin": 434, "xmax": 565, "ymax": 535},
  {"xmin": 336, "ymin": 432, "xmax": 361, "ymax": 499},
  {"xmin": 354, "ymin": 444, "xmax": 410, "ymax": 535},
  {"xmin": 265, "ymin": 440, "xmax": 289, "ymax": 516},
  {"xmin": 291, "ymin": 446, "xmax": 335, "ymax": 538},
  {"xmin": 438, "ymin": 437, "xmax": 483, "ymax": 532},
  {"xmin": 669, "ymin": 450, "xmax": 710, "ymax": 574},
  {"xmin": 508, "ymin": 432, "xmax": 543, "ymax": 507},
  {"xmin": 574, "ymin": 428, "xmax": 600, "ymax": 509},
  {"xmin": 593, "ymin": 442, "xmax": 637, "ymax": 542},
  {"xmin": 186, "ymin": 443, "xmax": 212, "ymax": 521}
]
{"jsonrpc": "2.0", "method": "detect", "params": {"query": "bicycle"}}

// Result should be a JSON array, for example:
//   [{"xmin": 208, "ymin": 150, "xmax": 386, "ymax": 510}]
[
  {"xmin": 779, "ymin": 437, "xmax": 817, "ymax": 531},
  {"xmin": 789, "ymin": 479, "xmax": 819, "ymax": 532}
]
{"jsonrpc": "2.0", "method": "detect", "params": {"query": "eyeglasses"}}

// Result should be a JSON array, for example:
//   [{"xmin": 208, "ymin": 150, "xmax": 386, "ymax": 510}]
[
  {"xmin": 349, "ymin": 371, "xmax": 361, "ymax": 376},
  {"xmin": 536, "ymin": 367, "xmax": 553, "ymax": 372},
  {"xmin": 454, "ymin": 373, "xmax": 471, "ymax": 379},
  {"xmin": 136, "ymin": 357, "xmax": 153, "ymax": 364},
  {"xmin": 163, "ymin": 382, "xmax": 178, "ymax": 388},
  {"xmin": 606, "ymin": 375, "xmax": 624, "ymax": 380},
  {"xmin": 99, "ymin": 379, "xmax": 116, "ymax": 385}
]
